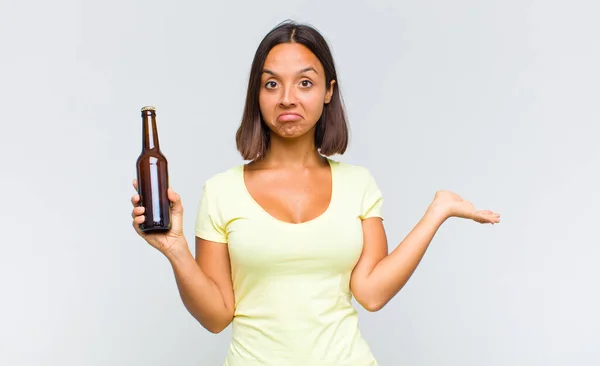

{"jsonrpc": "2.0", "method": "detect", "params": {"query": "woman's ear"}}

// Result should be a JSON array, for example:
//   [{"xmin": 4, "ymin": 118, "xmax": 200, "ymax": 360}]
[{"xmin": 324, "ymin": 79, "xmax": 336, "ymax": 104}]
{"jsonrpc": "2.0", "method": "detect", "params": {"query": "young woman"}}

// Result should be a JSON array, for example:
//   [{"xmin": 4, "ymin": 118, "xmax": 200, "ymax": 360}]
[{"xmin": 130, "ymin": 20, "xmax": 500, "ymax": 366}]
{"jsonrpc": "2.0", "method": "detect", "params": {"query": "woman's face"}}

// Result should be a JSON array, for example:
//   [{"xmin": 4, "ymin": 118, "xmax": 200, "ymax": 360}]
[{"xmin": 259, "ymin": 43, "xmax": 335, "ymax": 140}]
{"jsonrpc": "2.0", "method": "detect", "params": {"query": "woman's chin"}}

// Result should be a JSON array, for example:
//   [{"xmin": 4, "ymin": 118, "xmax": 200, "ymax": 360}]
[{"xmin": 273, "ymin": 124, "xmax": 314, "ymax": 139}]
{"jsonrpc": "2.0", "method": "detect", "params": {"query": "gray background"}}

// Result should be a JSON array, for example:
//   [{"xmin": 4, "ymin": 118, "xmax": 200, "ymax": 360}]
[{"xmin": 1, "ymin": 0, "xmax": 598, "ymax": 365}]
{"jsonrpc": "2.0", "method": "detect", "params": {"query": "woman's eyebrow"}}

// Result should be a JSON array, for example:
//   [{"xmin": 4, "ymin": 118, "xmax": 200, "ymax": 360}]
[{"xmin": 262, "ymin": 66, "xmax": 318, "ymax": 77}]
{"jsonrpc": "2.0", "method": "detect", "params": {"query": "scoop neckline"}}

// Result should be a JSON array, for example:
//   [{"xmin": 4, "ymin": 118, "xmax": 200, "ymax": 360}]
[{"xmin": 239, "ymin": 158, "xmax": 336, "ymax": 226}]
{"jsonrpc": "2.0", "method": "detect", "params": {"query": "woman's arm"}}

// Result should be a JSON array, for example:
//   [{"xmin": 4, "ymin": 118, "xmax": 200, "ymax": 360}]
[
  {"xmin": 350, "ymin": 191, "xmax": 500, "ymax": 312},
  {"xmin": 166, "ymin": 237, "xmax": 235, "ymax": 333},
  {"xmin": 131, "ymin": 179, "xmax": 234, "ymax": 333}
]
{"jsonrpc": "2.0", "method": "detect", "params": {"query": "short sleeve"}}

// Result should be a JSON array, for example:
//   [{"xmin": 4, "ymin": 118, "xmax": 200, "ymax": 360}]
[
  {"xmin": 359, "ymin": 170, "xmax": 384, "ymax": 220},
  {"xmin": 194, "ymin": 181, "xmax": 228, "ymax": 243}
]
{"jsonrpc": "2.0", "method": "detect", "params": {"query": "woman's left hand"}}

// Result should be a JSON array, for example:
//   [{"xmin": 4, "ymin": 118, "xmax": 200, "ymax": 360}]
[{"xmin": 432, "ymin": 190, "xmax": 501, "ymax": 224}]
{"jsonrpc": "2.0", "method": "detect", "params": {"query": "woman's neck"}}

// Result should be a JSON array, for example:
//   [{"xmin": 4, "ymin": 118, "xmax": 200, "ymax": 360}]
[{"xmin": 254, "ymin": 133, "xmax": 327, "ymax": 170}]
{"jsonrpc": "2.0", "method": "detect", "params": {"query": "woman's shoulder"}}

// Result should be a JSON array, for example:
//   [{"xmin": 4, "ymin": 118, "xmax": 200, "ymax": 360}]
[
  {"xmin": 330, "ymin": 158, "xmax": 376, "ymax": 180},
  {"xmin": 202, "ymin": 164, "xmax": 244, "ymax": 192}
]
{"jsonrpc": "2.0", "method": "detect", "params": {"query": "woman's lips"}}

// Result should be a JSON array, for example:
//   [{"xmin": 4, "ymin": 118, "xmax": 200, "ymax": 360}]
[{"xmin": 277, "ymin": 112, "xmax": 302, "ymax": 122}]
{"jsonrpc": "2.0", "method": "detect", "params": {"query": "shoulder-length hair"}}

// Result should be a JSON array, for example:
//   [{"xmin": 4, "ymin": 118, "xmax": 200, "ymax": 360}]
[{"xmin": 235, "ymin": 20, "xmax": 349, "ymax": 161}]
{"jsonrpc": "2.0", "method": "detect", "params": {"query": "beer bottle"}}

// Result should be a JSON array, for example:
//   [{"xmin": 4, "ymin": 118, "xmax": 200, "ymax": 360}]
[{"xmin": 135, "ymin": 106, "xmax": 172, "ymax": 233}]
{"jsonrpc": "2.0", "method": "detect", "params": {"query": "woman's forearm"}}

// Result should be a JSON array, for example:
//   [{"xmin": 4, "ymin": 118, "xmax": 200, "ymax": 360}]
[
  {"xmin": 166, "ymin": 241, "xmax": 233, "ymax": 333},
  {"xmin": 365, "ymin": 203, "xmax": 447, "ymax": 310}
]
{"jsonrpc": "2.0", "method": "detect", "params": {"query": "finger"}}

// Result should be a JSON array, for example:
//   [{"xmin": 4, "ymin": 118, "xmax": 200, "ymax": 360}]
[
  {"xmin": 132, "ymin": 216, "xmax": 145, "ymax": 236},
  {"xmin": 132, "ymin": 178, "xmax": 138, "ymax": 191},
  {"xmin": 487, "ymin": 213, "xmax": 500, "ymax": 222},
  {"xmin": 133, "ymin": 215, "xmax": 145, "ymax": 225},
  {"xmin": 131, "ymin": 206, "xmax": 145, "ymax": 218},
  {"xmin": 131, "ymin": 194, "xmax": 140, "ymax": 206},
  {"xmin": 486, "ymin": 215, "xmax": 500, "ymax": 224},
  {"xmin": 477, "ymin": 212, "xmax": 497, "ymax": 224}
]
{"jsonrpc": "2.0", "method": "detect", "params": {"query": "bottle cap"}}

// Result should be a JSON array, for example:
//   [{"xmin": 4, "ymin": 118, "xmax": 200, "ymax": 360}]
[{"xmin": 141, "ymin": 106, "xmax": 156, "ymax": 112}]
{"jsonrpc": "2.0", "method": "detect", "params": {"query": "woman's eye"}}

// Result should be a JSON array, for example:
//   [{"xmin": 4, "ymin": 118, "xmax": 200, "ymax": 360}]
[
  {"xmin": 300, "ymin": 80, "xmax": 313, "ymax": 88},
  {"xmin": 265, "ymin": 81, "xmax": 277, "ymax": 89}
]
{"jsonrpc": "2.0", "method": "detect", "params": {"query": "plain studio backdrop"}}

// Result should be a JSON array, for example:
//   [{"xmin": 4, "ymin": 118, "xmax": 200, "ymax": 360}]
[{"xmin": 1, "ymin": 0, "xmax": 598, "ymax": 365}]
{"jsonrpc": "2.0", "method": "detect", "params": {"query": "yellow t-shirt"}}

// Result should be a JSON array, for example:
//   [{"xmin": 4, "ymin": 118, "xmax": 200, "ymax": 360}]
[{"xmin": 195, "ymin": 158, "xmax": 383, "ymax": 366}]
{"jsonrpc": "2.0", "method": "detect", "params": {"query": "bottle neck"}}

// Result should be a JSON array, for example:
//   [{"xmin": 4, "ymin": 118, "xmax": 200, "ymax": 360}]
[{"xmin": 142, "ymin": 111, "xmax": 160, "ymax": 150}]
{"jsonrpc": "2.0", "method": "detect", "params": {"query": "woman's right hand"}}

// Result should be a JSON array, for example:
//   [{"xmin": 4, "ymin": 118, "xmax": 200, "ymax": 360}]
[{"xmin": 131, "ymin": 179, "xmax": 187, "ymax": 257}]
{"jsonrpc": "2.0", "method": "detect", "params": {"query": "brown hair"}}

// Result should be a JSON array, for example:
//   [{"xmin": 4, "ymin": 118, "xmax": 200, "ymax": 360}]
[{"xmin": 235, "ymin": 20, "xmax": 349, "ymax": 161}]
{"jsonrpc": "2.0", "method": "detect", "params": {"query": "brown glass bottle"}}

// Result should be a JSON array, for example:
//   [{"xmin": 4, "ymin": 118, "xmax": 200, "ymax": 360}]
[{"xmin": 135, "ymin": 106, "xmax": 172, "ymax": 233}]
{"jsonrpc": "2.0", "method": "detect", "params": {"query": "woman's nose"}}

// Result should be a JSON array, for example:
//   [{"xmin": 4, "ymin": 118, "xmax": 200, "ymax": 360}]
[{"xmin": 279, "ymin": 85, "xmax": 297, "ymax": 106}]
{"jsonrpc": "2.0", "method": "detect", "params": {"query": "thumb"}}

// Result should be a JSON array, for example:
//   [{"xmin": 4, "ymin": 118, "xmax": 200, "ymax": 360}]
[
  {"xmin": 167, "ymin": 188, "xmax": 185, "ymax": 234},
  {"xmin": 168, "ymin": 188, "xmax": 184, "ymax": 215}
]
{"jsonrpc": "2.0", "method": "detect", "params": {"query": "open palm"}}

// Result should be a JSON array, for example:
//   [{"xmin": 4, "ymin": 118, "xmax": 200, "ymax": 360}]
[{"xmin": 434, "ymin": 190, "xmax": 500, "ymax": 224}]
